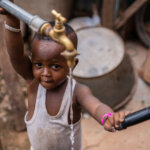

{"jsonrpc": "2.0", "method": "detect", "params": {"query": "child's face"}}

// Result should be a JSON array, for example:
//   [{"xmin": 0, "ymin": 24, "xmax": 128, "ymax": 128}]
[{"xmin": 31, "ymin": 38, "xmax": 68, "ymax": 89}]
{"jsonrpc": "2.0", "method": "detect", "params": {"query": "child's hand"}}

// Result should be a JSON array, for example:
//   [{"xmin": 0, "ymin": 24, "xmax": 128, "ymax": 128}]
[
  {"xmin": 0, "ymin": 0, "xmax": 14, "ymax": 15},
  {"xmin": 103, "ymin": 112, "xmax": 130, "ymax": 132}
]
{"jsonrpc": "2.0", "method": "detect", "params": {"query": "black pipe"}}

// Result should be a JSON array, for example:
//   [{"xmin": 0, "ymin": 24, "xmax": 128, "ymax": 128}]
[{"xmin": 118, "ymin": 106, "xmax": 150, "ymax": 130}]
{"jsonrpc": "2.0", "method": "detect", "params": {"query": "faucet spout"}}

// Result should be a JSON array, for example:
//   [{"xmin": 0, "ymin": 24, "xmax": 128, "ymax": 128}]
[
  {"xmin": 39, "ymin": 10, "xmax": 79, "ymax": 68},
  {"xmin": 50, "ymin": 27, "xmax": 74, "ymax": 51},
  {"xmin": 50, "ymin": 28, "xmax": 79, "ymax": 67}
]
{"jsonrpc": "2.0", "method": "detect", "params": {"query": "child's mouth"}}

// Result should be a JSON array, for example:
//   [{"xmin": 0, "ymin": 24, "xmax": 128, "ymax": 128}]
[{"xmin": 41, "ymin": 80, "xmax": 54, "ymax": 84}]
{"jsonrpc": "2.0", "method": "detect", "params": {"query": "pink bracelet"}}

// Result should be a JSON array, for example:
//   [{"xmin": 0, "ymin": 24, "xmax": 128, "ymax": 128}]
[{"xmin": 101, "ymin": 113, "xmax": 113, "ymax": 125}]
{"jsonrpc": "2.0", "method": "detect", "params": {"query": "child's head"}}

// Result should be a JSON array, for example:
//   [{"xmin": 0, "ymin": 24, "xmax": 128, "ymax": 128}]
[{"xmin": 31, "ymin": 21, "xmax": 78, "ymax": 89}]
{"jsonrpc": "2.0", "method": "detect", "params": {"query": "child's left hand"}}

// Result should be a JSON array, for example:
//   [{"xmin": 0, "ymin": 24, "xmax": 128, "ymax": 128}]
[{"xmin": 103, "ymin": 112, "xmax": 129, "ymax": 132}]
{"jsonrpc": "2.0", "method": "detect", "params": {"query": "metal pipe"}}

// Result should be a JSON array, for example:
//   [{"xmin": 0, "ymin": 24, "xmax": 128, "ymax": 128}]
[
  {"xmin": 0, "ymin": 0, "xmax": 79, "ymax": 68},
  {"xmin": 0, "ymin": 0, "xmax": 48, "ymax": 32}
]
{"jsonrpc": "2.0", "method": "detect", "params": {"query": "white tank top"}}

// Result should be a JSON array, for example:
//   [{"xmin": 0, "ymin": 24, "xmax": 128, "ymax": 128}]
[{"xmin": 24, "ymin": 79, "xmax": 82, "ymax": 150}]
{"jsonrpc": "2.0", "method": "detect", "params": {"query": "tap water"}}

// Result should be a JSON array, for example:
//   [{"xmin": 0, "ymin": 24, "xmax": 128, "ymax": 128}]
[{"xmin": 69, "ymin": 67, "xmax": 75, "ymax": 150}]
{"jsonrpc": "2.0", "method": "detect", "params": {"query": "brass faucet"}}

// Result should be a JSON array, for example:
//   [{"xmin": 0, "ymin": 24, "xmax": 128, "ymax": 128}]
[{"xmin": 40, "ymin": 10, "xmax": 79, "ymax": 68}]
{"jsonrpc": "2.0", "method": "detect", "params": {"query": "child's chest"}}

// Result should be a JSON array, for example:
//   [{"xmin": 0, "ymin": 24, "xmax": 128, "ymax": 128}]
[
  {"xmin": 45, "ymin": 90, "xmax": 65, "ymax": 116},
  {"xmin": 27, "ymin": 82, "xmax": 81, "ymax": 123},
  {"xmin": 27, "ymin": 83, "xmax": 66, "ymax": 117}
]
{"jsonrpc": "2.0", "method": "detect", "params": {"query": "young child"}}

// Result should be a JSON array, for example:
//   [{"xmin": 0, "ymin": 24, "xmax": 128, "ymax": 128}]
[{"xmin": 0, "ymin": 3, "xmax": 128, "ymax": 150}]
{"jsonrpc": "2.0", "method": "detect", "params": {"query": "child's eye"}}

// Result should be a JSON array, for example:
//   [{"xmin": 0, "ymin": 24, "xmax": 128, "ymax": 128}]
[
  {"xmin": 52, "ymin": 64, "xmax": 61, "ymax": 70},
  {"xmin": 34, "ymin": 63, "xmax": 42, "ymax": 68}
]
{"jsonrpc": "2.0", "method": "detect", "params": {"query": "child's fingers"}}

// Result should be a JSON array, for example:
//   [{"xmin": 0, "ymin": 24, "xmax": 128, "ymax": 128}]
[
  {"xmin": 113, "ymin": 112, "xmax": 126, "ymax": 129},
  {"xmin": 119, "ymin": 112, "xmax": 125, "ymax": 122},
  {"xmin": 104, "ymin": 114, "xmax": 116, "ymax": 131},
  {"xmin": 107, "ymin": 114, "xmax": 115, "ymax": 127},
  {"xmin": 104, "ymin": 120, "xmax": 116, "ymax": 132},
  {"xmin": 113, "ymin": 113, "xmax": 120, "ymax": 128},
  {"xmin": 105, "ymin": 126, "xmax": 116, "ymax": 132},
  {"xmin": 125, "ymin": 111, "xmax": 130, "ymax": 116},
  {"xmin": 0, "ymin": 8, "xmax": 4, "ymax": 12},
  {"xmin": 104, "ymin": 112, "xmax": 129, "ymax": 132},
  {"xmin": 0, "ymin": 8, "xmax": 6, "ymax": 15}
]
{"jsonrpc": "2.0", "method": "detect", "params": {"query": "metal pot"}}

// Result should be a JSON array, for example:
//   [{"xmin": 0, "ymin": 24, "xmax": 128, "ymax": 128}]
[{"xmin": 73, "ymin": 27, "xmax": 136, "ymax": 110}]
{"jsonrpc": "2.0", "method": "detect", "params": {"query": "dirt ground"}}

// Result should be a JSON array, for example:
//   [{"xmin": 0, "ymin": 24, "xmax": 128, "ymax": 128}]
[{"xmin": 0, "ymin": 41, "xmax": 150, "ymax": 150}]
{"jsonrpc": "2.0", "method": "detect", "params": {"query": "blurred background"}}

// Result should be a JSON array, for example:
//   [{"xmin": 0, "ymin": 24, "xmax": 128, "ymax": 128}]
[{"xmin": 0, "ymin": 0, "xmax": 150, "ymax": 149}]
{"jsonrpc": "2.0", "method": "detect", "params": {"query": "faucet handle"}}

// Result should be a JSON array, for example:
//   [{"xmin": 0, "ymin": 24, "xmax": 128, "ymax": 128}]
[{"xmin": 51, "ymin": 9, "xmax": 66, "ymax": 23}]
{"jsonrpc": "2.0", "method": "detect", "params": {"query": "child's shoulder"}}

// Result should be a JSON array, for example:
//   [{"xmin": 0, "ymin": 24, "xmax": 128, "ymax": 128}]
[
  {"xmin": 75, "ymin": 81, "xmax": 88, "ymax": 89},
  {"xmin": 75, "ymin": 81, "xmax": 92, "ymax": 97}
]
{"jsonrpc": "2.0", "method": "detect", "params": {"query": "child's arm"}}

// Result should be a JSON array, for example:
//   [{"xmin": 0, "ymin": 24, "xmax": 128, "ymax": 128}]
[
  {"xmin": 76, "ymin": 83, "xmax": 128, "ymax": 132},
  {"xmin": 0, "ymin": 2, "xmax": 33, "ymax": 81}
]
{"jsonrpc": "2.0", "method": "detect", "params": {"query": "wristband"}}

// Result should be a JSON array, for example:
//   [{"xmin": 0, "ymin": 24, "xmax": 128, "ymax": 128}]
[
  {"xmin": 4, "ymin": 22, "xmax": 21, "ymax": 33},
  {"xmin": 101, "ymin": 113, "xmax": 113, "ymax": 125}
]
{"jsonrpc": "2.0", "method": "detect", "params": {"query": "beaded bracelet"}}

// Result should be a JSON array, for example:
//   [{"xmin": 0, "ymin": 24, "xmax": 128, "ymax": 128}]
[
  {"xmin": 4, "ymin": 22, "xmax": 21, "ymax": 33},
  {"xmin": 101, "ymin": 113, "xmax": 113, "ymax": 126}
]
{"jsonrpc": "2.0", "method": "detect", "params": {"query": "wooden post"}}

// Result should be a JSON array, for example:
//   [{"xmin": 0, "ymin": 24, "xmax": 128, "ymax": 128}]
[
  {"xmin": 101, "ymin": 0, "xmax": 116, "ymax": 29},
  {"xmin": 115, "ymin": 0, "xmax": 148, "ymax": 29},
  {"xmin": 0, "ymin": 17, "xmax": 26, "ymax": 131}
]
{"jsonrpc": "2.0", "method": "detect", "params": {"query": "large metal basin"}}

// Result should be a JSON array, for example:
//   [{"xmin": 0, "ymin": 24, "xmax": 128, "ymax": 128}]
[{"xmin": 73, "ymin": 27, "xmax": 136, "ymax": 110}]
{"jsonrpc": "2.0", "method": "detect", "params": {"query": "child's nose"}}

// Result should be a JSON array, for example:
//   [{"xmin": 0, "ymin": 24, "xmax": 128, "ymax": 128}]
[{"xmin": 42, "ymin": 67, "xmax": 51, "ymax": 76}]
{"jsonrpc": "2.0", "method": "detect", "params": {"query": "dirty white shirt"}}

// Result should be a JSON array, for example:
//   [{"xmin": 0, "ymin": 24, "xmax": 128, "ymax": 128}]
[{"xmin": 24, "ymin": 79, "xmax": 82, "ymax": 150}]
